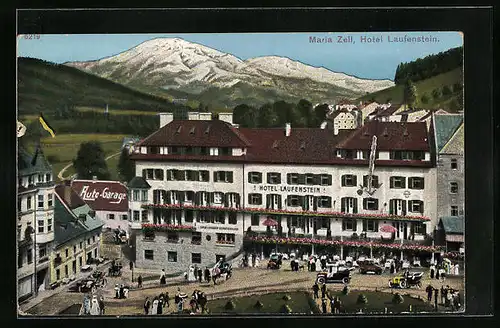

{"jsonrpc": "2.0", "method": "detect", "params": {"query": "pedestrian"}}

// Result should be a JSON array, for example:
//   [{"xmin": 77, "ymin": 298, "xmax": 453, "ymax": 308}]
[
  {"xmin": 426, "ymin": 284, "xmax": 433, "ymax": 302},
  {"xmin": 321, "ymin": 299, "xmax": 327, "ymax": 313},
  {"xmin": 252, "ymin": 253, "xmax": 256, "ymax": 267},
  {"xmin": 390, "ymin": 262, "xmax": 395, "ymax": 274},
  {"xmin": 160, "ymin": 269, "xmax": 166, "ymax": 285},
  {"xmin": 321, "ymin": 283, "xmax": 326, "ymax": 299},
  {"xmin": 165, "ymin": 292, "xmax": 170, "ymax": 308},
  {"xmin": 307, "ymin": 258, "xmax": 311, "ymax": 272},
  {"xmin": 137, "ymin": 275, "xmax": 143, "ymax": 288},
  {"xmin": 90, "ymin": 295, "xmax": 101, "ymax": 316},
  {"xmin": 144, "ymin": 297, "xmax": 151, "ymax": 315},
  {"xmin": 312, "ymin": 283, "xmax": 319, "ymax": 299},
  {"xmin": 83, "ymin": 294, "xmax": 91, "ymax": 315},
  {"xmin": 99, "ymin": 296, "xmax": 105, "ymax": 315},
  {"xmin": 441, "ymin": 268, "xmax": 446, "ymax": 281},
  {"xmin": 329, "ymin": 296, "xmax": 335, "ymax": 314},
  {"xmin": 157, "ymin": 296, "xmax": 163, "ymax": 315},
  {"xmin": 311, "ymin": 260, "xmax": 316, "ymax": 272},
  {"xmin": 175, "ymin": 288, "xmax": 184, "ymax": 313},
  {"xmin": 189, "ymin": 298, "xmax": 197, "ymax": 313},
  {"xmin": 446, "ymin": 289, "xmax": 453, "ymax": 308},
  {"xmin": 430, "ymin": 263, "xmax": 436, "ymax": 279},
  {"xmin": 197, "ymin": 267, "xmax": 203, "ymax": 283},
  {"xmin": 436, "ymin": 267, "xmax": 440, "ymax": 280},
  {"xmin": 440, "ymin": 285, "xmax": 446, "ymax": 305},
  {"xmin": 434, "ymin": 288, "xmax": 439, "ymax": 311},
  {"xmin": 151, "ymin": 297, "xmax": 159, "ymax": 315},
  {"xmin": 114, "ymin": 284, "xmax": 119, "ymax": 299},
  {"xmin": 204, "ymin": 267, "xmax": 210, "ymax": 283}
]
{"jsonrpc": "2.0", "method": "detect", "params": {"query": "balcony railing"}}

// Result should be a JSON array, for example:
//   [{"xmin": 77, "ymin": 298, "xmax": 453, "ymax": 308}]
[{"xmin": 38, "ymin": 256, "xmax": 49, "ymax": 264}]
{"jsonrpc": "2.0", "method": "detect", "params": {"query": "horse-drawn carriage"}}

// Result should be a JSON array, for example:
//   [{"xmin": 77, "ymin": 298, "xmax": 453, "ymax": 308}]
[
  {"xmin": 388, "ymin": 272, "xmax": 423, "ymax": 289},
  {"xmin": 108, "ymin": 259, "xmax": 123, "ymax": 277},
  {"xmin": 267, "ymin": 253, "xmax": 282, "ymax": 270}
]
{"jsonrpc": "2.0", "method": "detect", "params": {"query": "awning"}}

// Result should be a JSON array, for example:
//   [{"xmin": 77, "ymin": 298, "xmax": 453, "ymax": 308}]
[
  {"xmin": 262, "ymin": 217, "xmax": 278, "ymax": 227},
  {"xmin": 445, "ymin": 234, "xmax": 464, "ymax": 243},
  {"xmin": 379, "ymin": 225, "xmax": 397, "ymax": 233}
]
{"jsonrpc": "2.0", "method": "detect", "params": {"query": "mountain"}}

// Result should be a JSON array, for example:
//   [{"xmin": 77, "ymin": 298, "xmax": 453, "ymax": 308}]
[
  {"xmin": 18, "ymin": 57, "xmax": 190, "ymax": 116},
  {"xmin": 65, "ymin": 38, "xmax": 394, "ymax": 108}
]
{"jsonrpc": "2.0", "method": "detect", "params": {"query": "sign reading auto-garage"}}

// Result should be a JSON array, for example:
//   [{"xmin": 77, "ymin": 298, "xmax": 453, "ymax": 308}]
[{"xmin": 70, "ymin": 180, "xmax": 129, "ymax": 212}]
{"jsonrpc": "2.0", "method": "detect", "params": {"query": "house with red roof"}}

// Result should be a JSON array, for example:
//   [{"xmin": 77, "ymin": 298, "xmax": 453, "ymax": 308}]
[
  {"xmin": 127, "ymin": 112, "xmax": 438, "ymax": 273},
  {"xmin": 69, "ymin": 179, "xmax": 129, "ymax": 230}
]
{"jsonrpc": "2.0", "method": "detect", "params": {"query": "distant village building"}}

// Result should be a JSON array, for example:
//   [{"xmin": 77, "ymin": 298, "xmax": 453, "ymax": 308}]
[
  {"xmin": 435, "ymin": 216, "xmax": 464, "ymax": 252},
  {"xmin": 128, "ymin": 111, "xmax": 438, "ymax": 274},
  {"xmin": 358, "ymin": 101, "xmax": 379, "ymax": 124},
  {"xmin": 51, "ymin": 183, "xmax": 104, "ymax": 284},
  {"xmin": 70, "ymin": 179, "xmax": 129, "ymax": 230},
  {"xmin": 366, "ymin": 104, "xmax": 402, "ymax": 122},
  {"xmin": 17, "ymin": 146, "xmax": 55, "ymax": 301},
  {"xmin": 330, "ymin": 109, "xmax": 360, "ymax": 134}
]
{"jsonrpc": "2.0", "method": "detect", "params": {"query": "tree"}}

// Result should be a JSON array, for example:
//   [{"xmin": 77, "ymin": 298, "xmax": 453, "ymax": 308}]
[
  {"xmin": 442, "ymin": 85, "xmax": 452, "ymax": 96},
  {"xmin": 73, "ymin": 141, "xmax": 111, "ymax": 180},
  {"xmin": 313, "ymin": 104, "xmax": 330, "ymax": 127},
  {"xmin": 295, "ymin": 99, "xmax": 313, "ymax": 127},
  {"xmin": 431, "ymin": 88, "xmax": 442, "ymax": 100},
  {"xmin": 403, "ymin": 80, "xmax": 417, "ymax": 107},
  {"xmin": 258, "ymin": 103, "xmax": 279, "ymax": 127},
  {"xmin": 420, "ymin": 94, "xmax": 429, "ymax": 104},
  {"xmin": 117, "ymin": 148, "xmax": 135, "ymax": 182},
  {"xmin": 233, "ymin": 104, "xmax": 259, "ymax": 128}
]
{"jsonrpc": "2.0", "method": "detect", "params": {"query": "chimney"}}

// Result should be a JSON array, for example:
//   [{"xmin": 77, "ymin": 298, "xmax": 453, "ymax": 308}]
[
  {"xmin": 199, "ymin": 112, "xmax": 212, "ymax": 120},
  {"xmin": 63, "ymin": 180, "xmax": 72, "ymax": 207},
  {"xmin": 285, "ymin": 123, "xmax": 291, "ymax": 137},
  {"xmin": 188, "ymin": 112, "xmax": 200, "ymax": 120},
  {"xmin": 218, "ymin": 112, "xmax": 233, "ymax": 125},
  {"xmin": 320, "ymin": 121, "xmax": 327, "ymax": 129},
  {"xmin": 92, "ymin": 176, "xmax": 97, "ymax": 181},
  {"xmin": 158, "ymin": 113, "xmax": 174, "ymax": 128}
]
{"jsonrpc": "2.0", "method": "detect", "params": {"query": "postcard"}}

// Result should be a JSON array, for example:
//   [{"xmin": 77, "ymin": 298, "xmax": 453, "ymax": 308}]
[{"xmin": 16, "ymin": 30, "xmax": 464, "ymax": 316}]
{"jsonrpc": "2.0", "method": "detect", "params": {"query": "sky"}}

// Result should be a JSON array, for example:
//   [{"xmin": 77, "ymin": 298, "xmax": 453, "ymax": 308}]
[{"xmin": 17, "ymin": 32, "xmax": 463, "ymax": 80}]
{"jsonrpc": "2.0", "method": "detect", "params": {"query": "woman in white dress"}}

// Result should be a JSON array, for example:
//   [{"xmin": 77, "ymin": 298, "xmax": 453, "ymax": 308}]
[
  {"xmin": 90, "ymin": 296, "xmax": 101, "ymax": 316},
  {"xmin": 315, "ymin": 258, "xmax": 322, "ymax": 272},
  {"xmin": 188, "ymin": 265, "xmax": 196, "ymax": 282},
  {"xmin": 453, "ymin": 264, "xmax": 460, "ymax": 275},
  {"xmin": 151, "ymin": 297, "xmax": 159, "ymax": 315}
]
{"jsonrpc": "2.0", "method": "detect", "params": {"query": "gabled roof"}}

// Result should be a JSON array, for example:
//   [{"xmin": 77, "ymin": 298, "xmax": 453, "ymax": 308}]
[
  {"xmin": 127, "ymin": 176, "xmax": 151, "ymax": 189},
  {"xmin": 18, "ymin": 146, "xmax": 52, "ymax": 176},
  {"xmin": 335, "ymin": 121, "xmax": 430, "ymax": 151},
  {"xmin": 433, "ymin": 114, "xmax": 463, "ymax": 152},
  {"xmin": 330, "ymin": 109, "xmax": 356, "ymax": 120},
  {"xmin": 441, "ymin": 123, "xmax": 464, "ymax": 155},
  {"xmin": 70, "ymin": 180, "xmax": 128, "ymax": 212},
  {"xmin": 369, "ymin": 104, "xmax": 402, "ymax": 117},
  {"xmin": 138, "ymin": 119, "xmax": 250, "ymax": 147},
  {"xmin": 439, "ymin": 216, "xmax": 464, "ymax": 234},
  {"xmin": 55, "ymin": 184, "xmax": 86, "ymax": 209}
]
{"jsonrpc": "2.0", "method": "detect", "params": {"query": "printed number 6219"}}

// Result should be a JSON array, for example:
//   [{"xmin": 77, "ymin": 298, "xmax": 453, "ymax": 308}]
[{"xmin": 23, "ymin": 34, "xmax": 41, "ymax": 40}]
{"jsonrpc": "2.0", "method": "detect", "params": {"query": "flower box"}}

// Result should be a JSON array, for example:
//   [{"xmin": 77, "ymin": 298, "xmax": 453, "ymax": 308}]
[{"xmin": 141, "ymin": 223, "xmax": 195, "ymax": 233}]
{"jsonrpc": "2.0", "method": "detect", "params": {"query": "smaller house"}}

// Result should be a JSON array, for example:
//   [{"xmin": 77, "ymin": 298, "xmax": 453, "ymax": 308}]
[{"xmin": 435, "ymin": 216, "xmax": 464, "ymax": 252}]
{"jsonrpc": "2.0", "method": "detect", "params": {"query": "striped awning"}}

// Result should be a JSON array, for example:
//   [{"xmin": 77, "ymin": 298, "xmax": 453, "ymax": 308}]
[{"xmin": 445, "ymin": 234, "xmax": 464, "ymax": 243}]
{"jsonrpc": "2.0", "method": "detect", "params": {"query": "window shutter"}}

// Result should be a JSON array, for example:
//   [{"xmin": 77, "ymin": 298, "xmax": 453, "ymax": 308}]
[
  {"xmin": 408, "ymin": 177, "xmax": 413, "ymax": 189},
  {"xmin": 193, "ymin": 171, "xmax": 200, "ymax": 181},
  {"xmin": 267, "ymin": 173, "xmax": 271, "ymax": 183},
  {"xmin": 363, "ymin": 175, "xmax": 368, "ymax": 188},
  {"xmin": 328, "ymin": 175, "xmax": 332, "ymax": 185},
  {"xmin": 276, "ymin": 173, "xmax": 281, "ymax": 184},
  {"xmin": 248, "ymin": 194, "xmax": 252, "ymax": 204},
  {"xmin": 374, "ymin": 221, "xmax": 379, "ymax": 231},
  {"xmin": 313, "ymin": 196, "xmax": 318, "ymax": 211},
  {"xmin": 353, "ymin": 219, "xmax": 357, "ymax": 231},
  {"xmin": 278, "ymin": 195, "xmax": 283, "ymax": 209},
  {"xmin": 298, "ymin": 174, "xmax": 306, "ymax": 185},
  {"xmin": 341, "ymin": 198, "xmax": 346, "ymax": 212},
  {"xmin": 363, "ymin": 219, "xmax": 367, "ymax": 232},
  {"xmin": 228, "ymin": 171, "xmax": 233, "ymax": 183},
  {"xmin": 374, "ymin": 199, "xmax": 379, "ymax": 210},
  {"xmin": 389, "ymin": 177, "xmax": 394, "ymax": 188},
  {"xmin": 401, "ymin": 177, "xmax": 406, "ymax": 189},
  {"xmin": 327, "ymin": 197, "xmax": 332, "ymax": 208},
  {"xmin": 166, "ymin": 191, "xmax": 171, "ymax": 204},
  {"xmin": 287, "ymin": 174, "xmax": 291, "ymax": 184},
  {"xmin": 299, "ymin": 196, "xmax": 305, "ymax": 209},
  {"xmin": 213, "ymin": 171, "xmax": 218, "ymax": 182},
  {"xmin": 208, "ymin": 192, "xmax": 213, "ymax": 205},
  {"xmin": 142, "ymin": 169, "xmax": 146, "ymax": 178},
  {"xmin": 420, "ymin": 201, "xmax": 424, "ymax": 214},
  {"xmin": 353, "ymin": 198, "xmax": 358, "ymax": 214},
  {"xmin": 420, "ymin": 178, "xmax": 425, "ymax": 190},
  {"xmin": 353, "ymin": 175, "xmax": 358, "ymax": 186},
  {"xmin": 248, "ymin": 172, "xmax": 252, "ymax": 183},
  {"xmin": 235, "ymin": 194, "xmax": 240, "ymax": 208},
  {"xmin": 313, "ymin": 175, "xmax": 320, "ymax": 185},
  {"xmin": 341, "ymin": 175, "xmax": 346, "ymax": 186},
  {"xmin": 159, "ymin": 170, "xmax": 164, "ymax": 180},
  {"xmin": 363, "ymin": 198, "xmax": 367, "ymax": 210},
  {"xmin": 373, "ymin": 176, "xmax": 378, "ymax": 187},
  {"xmin": 402, "ymin": 200, "xmax": 407, "ymax": 215},
  {"xmin": 224, "ymin": 193, "xmax": 229, "ymax": 207}
]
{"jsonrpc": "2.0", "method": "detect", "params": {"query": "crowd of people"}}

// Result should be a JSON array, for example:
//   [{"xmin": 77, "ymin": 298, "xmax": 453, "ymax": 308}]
[
  {"xmin": 426, "ymin": 284, "xmax": 462, "ymax": 311},
  {"xmin": 82, "ymin": 294, "xmax": 105, "ymax": 315},
  {"xmin": 143, "ymin": 288, "xmax": 208, "ymax": 315},
  {"xmin": 312, "ymin": 283, "xmax": 342, "ymax": 314}
]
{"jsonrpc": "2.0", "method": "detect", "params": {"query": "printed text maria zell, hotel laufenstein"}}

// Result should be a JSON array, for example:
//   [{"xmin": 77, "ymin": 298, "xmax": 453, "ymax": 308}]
[{"xmin": 309, "ymin": 34, "xmax": 440, "ymax": 44}]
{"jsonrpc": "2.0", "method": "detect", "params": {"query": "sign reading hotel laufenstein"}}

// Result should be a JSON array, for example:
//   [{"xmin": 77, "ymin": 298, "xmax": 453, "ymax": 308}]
[
  {"xmin": 80, "ymin": 185, "xmax": 127, "ymax": 204},
  {"xmin": 254, "ymin": 185, "xmax": 326, "ymax": 194}
]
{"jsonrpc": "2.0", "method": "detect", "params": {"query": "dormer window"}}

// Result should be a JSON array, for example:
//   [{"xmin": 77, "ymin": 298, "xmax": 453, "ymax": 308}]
[
  {"xmin": 189, "ymin": 127, "xmax": 196, "ymax": 135},
  {"xmin": 300, "ymin": 141, "xmax": 306, "ymax": 150},
  {"xmin": 176, "ymin": 126, "xmax": 182, "ymax": 134},
  {"xmin": 204, "ymin": 126, "xmax": 211, "ymax": 134},
  {"xmin": 219, "ymin": 147, "xmax": 231, "ymax": 156}
]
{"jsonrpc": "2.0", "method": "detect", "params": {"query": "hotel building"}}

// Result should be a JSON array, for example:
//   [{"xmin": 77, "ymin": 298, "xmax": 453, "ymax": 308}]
[{"xmin": 128, "ymin": 112, "xmax": 438, "ymax": 273}]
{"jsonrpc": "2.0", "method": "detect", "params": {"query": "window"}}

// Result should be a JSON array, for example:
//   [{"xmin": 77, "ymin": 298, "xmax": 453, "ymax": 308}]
[
  {"xmin": 39, "ymin": 247, "xmax": 47, "ymax": 258},
  {"xmin": 389, "ymin": 199, "xmax": 406, "ymax": 216},
  {"xmin": 305, "ymin": 174, "xmax": 315, "ymax": 185},
  {"xmin": 73, "ymin": 245, "xmax": 76, "ymax": 254},
  {"xmin": 141, "ymin": 190, "xmax": 148, "ymax": 201},
  {"xmin": 251, "ymin": 214, "xmax": 260, "ymax": 226},
  {"xmin": 248, "ymin": 172, "xmax": 262, "ymax": 184},
  {"xmin": 185, "ymin": 210, "xmax": 194, "ymax": 222},
  {"xmin": 362, "ymin": 175, "xmax": 379, "ymax": 188},
  {"xmin": 413, "ymin": 222, "xmax": 426, "ymax": 234},
  {"xmin": 133, "ymin": 211, "xmax": 140, "ymax": 221},
  {"xmin": 216, "ymin": 233, "xmax": 235, "ymax": 244},
  {"xmin": 248, "ymin": 194, "xmax": 262, "ymax": 205},
  {"xmin": 267, "ymin": 172, "xmax": 281, "ymax": 184},
  {"xmin": 451, "ymin": 159, "xmax": 458, "ymax": 170},
  {"xmin": 199, "ymin": 170, "xmax": 210, "ymax": 182},
  {"xmin": 174, "ymin": 170, "xmax": 186, "ymax": 181},
  {"xmin": 144, "ymin": 250, "xmax": 154, "ymax": 260},
  {"xmin": 228, "ymin": 212, "xmax": 237, "ymax": 225},
  {"xmin": 451, "ymin": 206, "xmax": 459, "ymax": 216},
  {"xmin": 47, "ymin": 219, "xmax": 52, "ymax": 232},
  {"xmin": 133, "ymin": 190, "xmax": 140, "ymax": 201},
  {"xmin": 363, "ymin": 198, "xmax": 379, "ymax": 211},
  {"xmin": 199, "ymin": 147, "xmax": 209, "ymax": 155},
  {"xmin": 121, "ymin": 214, "xmax": 128, "ymax": 220},
  {"xmin": 287, "ymin": 195, "xmax": 301, "ymax": 207},
  {"xmin": 64, "ymin": 265, "xmax": 69, "ymax": 277},
  {"xmin": 38, "ymin": 220, "xmax": 44, "ymax": 233},
  {"xmin": 46, "ymin": 173, "xmax": 51, "ymax": 182},
  {"xmin": 27, "ymin": 196, "xmax": 32, "ymax": 210},
  {"xmin": 92, "ymin": 236, "xmax": 96, "ymax": 243},
  {"xmin": 168, "ymin": 251, "xmax": 177, "ymax": 262},
  {"xmin": 320, "ymin": 174, "xmax": 332, "ymax": 186},
  {"xmin": 363, "ymin": 220, "xmax": 378, "ymax": 232},
  {"xmin": 144, "ymin": 230, "xmax": 155, "ymax": 241},
  {"xmin": 56, "ymin": 269, "xmax": 60, "ymax": 280},
  {"xmin": 144, "ymin": 169, "xmax": 154, "ymax": 180},
  {"xmin": 65, "ymin": 248, "xmax": 69, "ymax": 258},
  {"xmin": 186, "ymin": 170, "xmax": 200, "ymax": 181},
  {"xmin": 192, "ymin": 253, "xmax": 202, "ymax": 264},
  {"xmin": 167, "ymin": 232, "xmax": 179, "ymax": 243},
  {"xmin": 390, "ymin": 151, "xmax": 424, "ymax": 160},
  {"xmin": 79, "ymin": 242, "xmax": 83, "ymax": 249},
  {"xmin": 213, "ymin": 192, "xmax": 223, "ymax": 204},
  {"xmin": 341, "ymin": 197, "xmax": 358, "ymax": 214},
  {"xmin": 108, "ymin": 214, "xmax": 115, "ymax": 220},
  {"xmin": 154, "ymin": 169, "xmax": 164, "ymax": 180},
  {"xmin": 341, "ymin": 175, "xmax": 357, "ymax": 187},
  {"xmin": 28, "ymin": 175, "xmax": 34, "ymax": 186},
  {"xmin": 216, "ymin": 212, "xmax": 225, "ymax": 224},
  {"xmin": 450, "ymin": 182, "xmax": 459, "ymax": 194},
  {"xmin": 48, "ymin": 193, "xmax": 53, "ymax": 207},
  {"xmin": 287, "ymin": 173, "xmax": 299, "ymax": 185},
  {"xmin": 18, "ymin": 198, "xmax": 22, "ymax": 212},
  {"xmin": 38, "ymin": 174, "xmax": 44, "ymax": 183},
  {"xmin": 141, "ymin": 210, "xmax": 148, "ymax": 222},
  {"xmin": 87, "ymin": 238, "xmax": 91, "ymax": 245},
  {"xmin": 342, "ymin": 219, "xmax": 357, "ymax": 231},
  {"xmin": 214, "ymin": 171, "xmax": 233, "ymax": 183},
  {"xmin": 408, "ymin": 177, "xmax": 425, "ymax": 189},
  {"xmin": 409, "ymin": 200, "xmax": 424, "ymax": 213},
  {"xmin": 317, "ymin": 196, "xmax": 332, "ymax": 208},
  {"xmin": 220, "ymin": 147, "xmax": 231, "ymax": 156},
  {"xmin": 166, "ymin": 169, "xmax": 175, "ymax": 181},
  {"xmin": 191, "ymin": 232, "xmax": 202, "ymax": 245},
  {"xmin": 390, "ymin": 176, "xmax": 406, "ymax": 189},
  {"xmin": 38, "ymin": 195, "xmax": 44, "ymax": 208}
]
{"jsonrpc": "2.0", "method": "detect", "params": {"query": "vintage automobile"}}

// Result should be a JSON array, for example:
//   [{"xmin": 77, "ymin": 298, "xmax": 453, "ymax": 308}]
[
  {"xmin": 316, "ymin": 264, "xmax": 353, "ymax": 285},
  {"xmin": 108, "ymin": 259, "xmax": 123, "ymax": 277},
  {"xmin": 358, "ymin": 260, "xmax": 384, "ymax": 275},
  {"xmin": 267, "ymin": 253, "xmax": 282, "ymax": 270},
  {"xmin": 69, "ymin": 279, "xmax": 97, "ymax": 293},
  {"xmin": 388, "ymin": 272, "xmax": 423, "ymax": 289}
]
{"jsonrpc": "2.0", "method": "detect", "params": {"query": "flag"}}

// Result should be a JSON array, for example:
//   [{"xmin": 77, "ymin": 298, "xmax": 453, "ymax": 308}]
[{"xmin": 39, "ymin": 113, "xmax": 55, "ymax": 138}]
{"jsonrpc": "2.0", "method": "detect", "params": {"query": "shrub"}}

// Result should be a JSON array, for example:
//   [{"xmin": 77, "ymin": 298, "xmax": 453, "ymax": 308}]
[
  {"xmin": 356, "ymin": 294, "xmax": 368, "ymax": 305},
  {"xmin": 280, "ymin": 304, "xmax": 292, "ymax": 313},
  {"xmin": 224, "ymin": 300, "xmax": 236, "ymax": 310},
  {"xmin": 392, "ymin": 293, "xmax": 404, "ymax": 304},
  {"xmin": 432, "ymin": 88, "xmax": 441, "ymax": 100},
  {"xmin": 254, "ymin": 300, "xmax": 264, "ymax": 309},
  {"xmin": 282, "ymin": 295, "xmax": 291, "ymax": 301},
  {"xmin": 342, "ymin": 285, "xmax": 350, "ymax": 295}
]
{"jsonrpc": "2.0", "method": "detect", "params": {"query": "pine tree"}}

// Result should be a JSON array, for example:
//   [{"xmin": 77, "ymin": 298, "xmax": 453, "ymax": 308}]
[
  {"xmin": 117, "ymin": 147, "xmax": 136, "ymax": 182},
  {"xmin": 73, "ymin": 141, "xmax": 110, "ymax": 180}
]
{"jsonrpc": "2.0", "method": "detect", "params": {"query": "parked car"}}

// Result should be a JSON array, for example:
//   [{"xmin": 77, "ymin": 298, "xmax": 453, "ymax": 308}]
[
  {"xmin": 358, "ymin": 260, "xmax": 383, "ymax": 274},
  {"xmin": 316, "ymin": 264, "xmax": 353, "ymax": 285},
  {"xmin": 388, "ymin": 272, "xmax": 423, "ymax": 289},
  {"xmin": 267, "ymin": 253, "xmax": 282, "ymax": 270}
]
